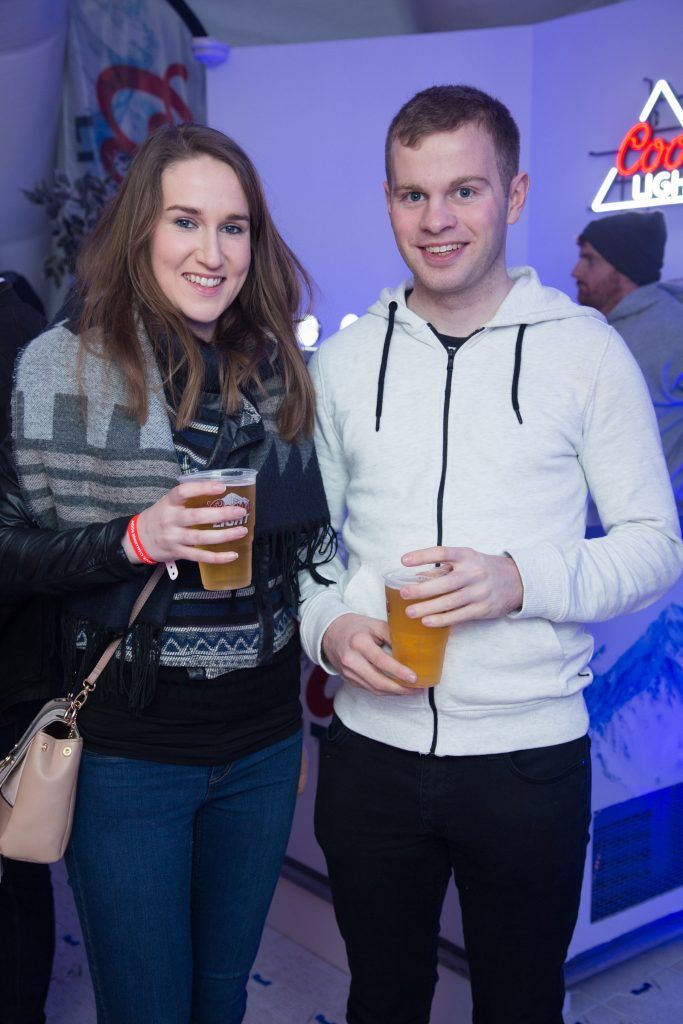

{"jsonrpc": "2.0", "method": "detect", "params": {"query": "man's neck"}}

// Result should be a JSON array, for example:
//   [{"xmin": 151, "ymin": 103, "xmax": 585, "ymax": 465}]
[{"xmin": 407, "ymin": 271, "xmax": 514, "ymax": 337}]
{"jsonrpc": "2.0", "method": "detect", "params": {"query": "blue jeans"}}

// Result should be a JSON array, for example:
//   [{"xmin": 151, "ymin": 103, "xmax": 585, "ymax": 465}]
[{"xmin": 65, "ymin": 730, "xmax": 302, "ymax": 1024}]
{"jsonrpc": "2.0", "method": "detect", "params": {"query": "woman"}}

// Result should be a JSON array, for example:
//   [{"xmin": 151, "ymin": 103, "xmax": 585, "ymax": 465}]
[{"xmin": 0, "ymin": 124, "xmax": 335, "ymax": 1024}]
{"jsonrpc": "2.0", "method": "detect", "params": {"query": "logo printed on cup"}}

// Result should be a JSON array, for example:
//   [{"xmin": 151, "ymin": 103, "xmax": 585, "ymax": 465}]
[{"xmin": 208, "ymin": 493, "xmax": 250, "ymax": 528}]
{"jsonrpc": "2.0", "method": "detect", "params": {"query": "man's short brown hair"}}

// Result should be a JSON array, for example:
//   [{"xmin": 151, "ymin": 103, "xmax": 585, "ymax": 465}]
[{"xmin": 385, "ymin": 84, "xmax": 520, "ymax": 193}]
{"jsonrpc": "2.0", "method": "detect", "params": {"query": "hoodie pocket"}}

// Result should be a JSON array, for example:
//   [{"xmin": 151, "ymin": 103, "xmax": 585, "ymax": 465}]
[{"xmin": 441, "ymin": 615, "xmax": 567, "ymax": 709}]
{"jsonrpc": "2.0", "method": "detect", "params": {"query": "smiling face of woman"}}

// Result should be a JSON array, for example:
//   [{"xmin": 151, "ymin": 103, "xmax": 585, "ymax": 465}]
[{"xmin": 149, "ymin": 155, "xmax": 252, "ymax": 342}]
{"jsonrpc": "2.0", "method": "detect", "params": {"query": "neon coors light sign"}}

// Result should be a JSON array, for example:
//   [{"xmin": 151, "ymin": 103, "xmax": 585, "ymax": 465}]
[{"xmin": 591, "ymin": 79, "xmax": 683, "ymax": 212}]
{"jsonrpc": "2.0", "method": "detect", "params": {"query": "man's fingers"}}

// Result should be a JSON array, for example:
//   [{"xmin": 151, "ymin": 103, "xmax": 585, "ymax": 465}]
[
  {"xmin": 347, "ymin": 661, "xmax": 418, "ymax": 695},
  {"xmin": 405, "ymin": 583, "xmax": 481, "ymax": 619},
  {"xmin": 322, "ymin": 614, "xmax": 418, "ymax": 696},
  {"xmin": 400, "ymin": 569, "xmax": 467, "ymax": 602},
  {"xmin": 351, "ymin": 630, "xmax": 417, "ymax": 685},
  {"xmin": 340, "ymin": 630, "xmax": 417, "ymax": 691},
  {"xmin": 402, "ymin": 545, "xmax": 470, "ymax": 567},
  {"xmin": 422, "ymin": 601, "xmax": 490, "ymax": 628}
]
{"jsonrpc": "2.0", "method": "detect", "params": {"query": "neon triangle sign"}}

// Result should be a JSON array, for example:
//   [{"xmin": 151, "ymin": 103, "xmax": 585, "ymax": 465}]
[{"xmin": 591, "ymin": 80, "xmax": 683, "ymax": 212}]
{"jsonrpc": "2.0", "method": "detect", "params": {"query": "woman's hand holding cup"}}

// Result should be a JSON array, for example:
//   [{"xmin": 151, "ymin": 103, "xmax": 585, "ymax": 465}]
[{"xmin": 122, "ymin": 480, "xmax": 248, "ymax": 566}]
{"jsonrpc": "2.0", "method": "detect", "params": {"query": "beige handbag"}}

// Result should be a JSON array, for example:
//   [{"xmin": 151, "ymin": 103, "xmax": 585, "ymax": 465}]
[{"xmin": 0, "ymin": 564, "xmax": 164, "ymax": 871}]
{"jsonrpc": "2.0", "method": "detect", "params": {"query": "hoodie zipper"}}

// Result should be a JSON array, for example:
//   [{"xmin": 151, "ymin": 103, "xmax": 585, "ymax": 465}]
[{"xmin": 428, "ymin": 344, "xmax": 458, "ymax": 755}]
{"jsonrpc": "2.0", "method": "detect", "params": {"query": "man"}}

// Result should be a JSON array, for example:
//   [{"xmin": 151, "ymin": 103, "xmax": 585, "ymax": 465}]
[
  {"xmin": 572, "ymin": 211, "xmax": 683, "ymax": 508},
  {"xmin": 298, "ymin": 85, "xmax": 683, "ymax": 1024}
]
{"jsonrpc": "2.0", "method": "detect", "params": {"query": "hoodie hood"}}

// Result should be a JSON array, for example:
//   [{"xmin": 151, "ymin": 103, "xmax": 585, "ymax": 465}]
[
  {"xmin": 368, "ymin": 266, "xmax": 604, "ymax": 431},
  {"xmin": 608, "ymin": 280, "xmax": 683, "ymax": 322}
]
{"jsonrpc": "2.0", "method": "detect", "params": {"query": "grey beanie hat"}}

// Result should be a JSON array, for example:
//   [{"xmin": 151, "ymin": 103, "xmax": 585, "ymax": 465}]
[{"xmin": 579, "ymin": 211, "xmax": 666, "ymax": 286}]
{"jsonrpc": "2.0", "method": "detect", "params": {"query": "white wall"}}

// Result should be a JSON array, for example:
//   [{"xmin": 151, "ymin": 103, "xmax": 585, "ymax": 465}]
[
  {"xmin": 208, "ymin": 27, "xmax": 533, "ymax": 337},
  {"xmin": 208, "ymin": 0, "xmax": 683, "ymax": 331},
  {"xmin": 0, "ymin": 0, "xmax": 68, "ymax": 302},
  {"xmin": 530, "ymin": 0, "xmax": 683, "ymax": 293}
]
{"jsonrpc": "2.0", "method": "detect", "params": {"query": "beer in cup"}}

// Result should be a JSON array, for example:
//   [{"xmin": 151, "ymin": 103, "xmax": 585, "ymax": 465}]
[
  {"xmin": 383, "ymin": 566, "xmax": 452, "ymax": 687},
  {"xmin": 182, "ymin": 468, "xmax": 257, "ymax": 590}
]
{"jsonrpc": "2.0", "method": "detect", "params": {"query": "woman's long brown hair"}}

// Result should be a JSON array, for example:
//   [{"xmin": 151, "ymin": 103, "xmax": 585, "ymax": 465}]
[{"xmin": 75, "ymin": 124, "xmax": 314, "ymax": 440}]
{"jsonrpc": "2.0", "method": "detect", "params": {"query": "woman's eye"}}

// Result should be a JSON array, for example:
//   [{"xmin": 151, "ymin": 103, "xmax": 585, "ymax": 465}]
[
  {"xmin": 221, "ymin": 224, "xmax": 243, "ymax": 234},
  {"xmin": 174, "ymin": 218, "xmax": 195, "ymax": 229}
]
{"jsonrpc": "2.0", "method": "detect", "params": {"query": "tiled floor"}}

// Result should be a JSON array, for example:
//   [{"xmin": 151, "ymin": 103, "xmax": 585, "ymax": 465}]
[
  {"xmin": 45, "ymin": 858, "xmax": 683, "ymax": 1023},
  {"xmin": 566, "ymin": 937, "xmax": 683, "ymax": 1024},
  {"xmin": 45, "ymin": 858, "xmax": 351, "ymax": 1024}
]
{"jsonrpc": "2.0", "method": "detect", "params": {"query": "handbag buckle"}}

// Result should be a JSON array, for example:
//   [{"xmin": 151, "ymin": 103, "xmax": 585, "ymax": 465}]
[{"xmin": 64, "ymin": 679, "xmax": 97, "ymax": 725}]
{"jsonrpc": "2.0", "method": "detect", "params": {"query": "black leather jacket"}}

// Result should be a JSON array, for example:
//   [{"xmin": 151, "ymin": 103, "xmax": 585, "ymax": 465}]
[
  {"xmin": 0, "ymin": 285, "xmax": 147, "ymax": 720},
  {"xmin": 0, "ymin": 428, "xmax": 147, "ymax": 716},
  {"xmin": 0, "ymin": 435, "xmax": 141, "ymax": 598},
  {"xmin": 0, "ymin": 429, "xmax": 148, "ymax": 720}
]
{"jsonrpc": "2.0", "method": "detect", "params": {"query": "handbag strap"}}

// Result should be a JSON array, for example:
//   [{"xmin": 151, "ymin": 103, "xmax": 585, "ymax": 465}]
[{"xmin": 65, "ymin": 563, "xmax": 165, "ymax": 723}]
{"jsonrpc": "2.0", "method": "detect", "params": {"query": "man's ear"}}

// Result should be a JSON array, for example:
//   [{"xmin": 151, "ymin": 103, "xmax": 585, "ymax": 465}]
[{"xmin": 507, "ymin": 171, "xmax": 530, "ymax": 225}]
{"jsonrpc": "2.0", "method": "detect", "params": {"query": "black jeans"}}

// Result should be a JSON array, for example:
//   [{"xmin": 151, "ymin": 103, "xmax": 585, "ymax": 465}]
[
  {"xmin": 0, "ymin": 704, "xmax": 55, "ymax": 1024},
  {"xmin": 315, "ymin": 716, "xmax": 591, "ymax": 1024}
]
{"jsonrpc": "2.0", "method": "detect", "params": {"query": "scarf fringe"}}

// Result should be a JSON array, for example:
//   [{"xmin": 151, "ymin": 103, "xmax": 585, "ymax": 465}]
[
  {"xmin": 251, "ymin": 519, "xmax": 337, "ymax": 663},
  {"xmin": 61, "ymin": 612, "xmax": 164, "ymax": 710},
  {"xmin": 254, "ymin": 519, "xmax": 337, "ymax": 607}
]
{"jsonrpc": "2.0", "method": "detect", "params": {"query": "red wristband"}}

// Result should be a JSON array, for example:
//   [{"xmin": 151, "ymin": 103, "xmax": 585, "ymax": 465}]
[{"xmin": 127, "ymin": 515, "xmax": 157, "ymax": 565}]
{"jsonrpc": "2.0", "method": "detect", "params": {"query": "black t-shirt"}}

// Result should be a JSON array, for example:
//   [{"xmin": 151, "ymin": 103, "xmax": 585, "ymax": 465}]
[{"xmin": 428, "ymin": 323, "xmax": 484, "ymax": 353}]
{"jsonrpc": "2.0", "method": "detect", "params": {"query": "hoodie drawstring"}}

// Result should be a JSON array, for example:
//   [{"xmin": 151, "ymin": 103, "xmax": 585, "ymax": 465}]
[
  {"xmin": 511, "ymin": 324, "xmax": 527, "ymax": 425},
  {"xmin": 375, "ymin": 307, "xmax": 527, "ymax": 430},
  {"xmin": 375, "ymin": 300, "xmax": 397, "ymax": 431}
]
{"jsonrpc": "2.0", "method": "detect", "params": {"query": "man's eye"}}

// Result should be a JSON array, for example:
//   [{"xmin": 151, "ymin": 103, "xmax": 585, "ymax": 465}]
[
  {"xmin": 407, "ymin": 192, "xmax": 423, "ymax": 202},
  {"xmin": 457, "ymin": 187, "xmax": 473, "ymax": 199}
]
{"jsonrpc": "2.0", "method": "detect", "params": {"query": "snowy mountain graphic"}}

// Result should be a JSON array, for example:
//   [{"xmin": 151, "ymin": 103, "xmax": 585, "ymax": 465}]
[{"xmin": 586, "ymin": 604, "xmax": 683, "ymax": 801}]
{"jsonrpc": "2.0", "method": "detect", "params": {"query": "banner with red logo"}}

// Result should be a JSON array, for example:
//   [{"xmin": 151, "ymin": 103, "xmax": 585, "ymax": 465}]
[{"xmin": 60, "ymin": 0, "xmax": 206, "ymax": 186}]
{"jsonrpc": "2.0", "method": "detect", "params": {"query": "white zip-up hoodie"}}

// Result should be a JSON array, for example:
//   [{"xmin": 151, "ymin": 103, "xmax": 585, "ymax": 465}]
[{"xmin": 299, "ymin": 267, "xmax": 683, "ymax": 755}]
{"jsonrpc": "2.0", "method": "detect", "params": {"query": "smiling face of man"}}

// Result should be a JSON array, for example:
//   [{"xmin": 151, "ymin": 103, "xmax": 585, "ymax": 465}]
[
  {"xmin": 150, "ymin": 154, "xmax": 252, "ymax": 342},
  {"xmin": 384, "ymin": 123, "xmax": 528, "ymax": 320}
]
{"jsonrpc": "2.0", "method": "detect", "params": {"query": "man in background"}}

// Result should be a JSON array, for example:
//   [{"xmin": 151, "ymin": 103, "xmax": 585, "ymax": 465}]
[{"xmin": 573, "ymin": 211, "xmax": 683, "ymax": 507}]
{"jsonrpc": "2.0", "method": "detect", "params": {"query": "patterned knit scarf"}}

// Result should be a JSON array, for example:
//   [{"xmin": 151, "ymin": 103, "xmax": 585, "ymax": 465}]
[{"xmin": 12, "ymin": 321, "xmax": 336, "ymax": 705}]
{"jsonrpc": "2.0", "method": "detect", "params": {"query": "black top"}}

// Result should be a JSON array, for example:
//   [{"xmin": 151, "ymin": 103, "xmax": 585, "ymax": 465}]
[
  {"xmin": 428, "ymin": 323, "xmax": 484, "ymax": 353},
  {"xmin": 80, "ymin": 635, "xmax": 301, "ymax": 765}
]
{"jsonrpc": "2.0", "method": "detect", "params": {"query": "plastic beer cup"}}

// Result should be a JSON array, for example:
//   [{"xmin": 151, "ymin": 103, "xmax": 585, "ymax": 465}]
[
  {"xmin": 182, "ymin": 468, "xmax": 257, "ymax": 590},
  {"xmin": 383, "ymin": 566, "xmax": 451, "ymax": 687}
]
